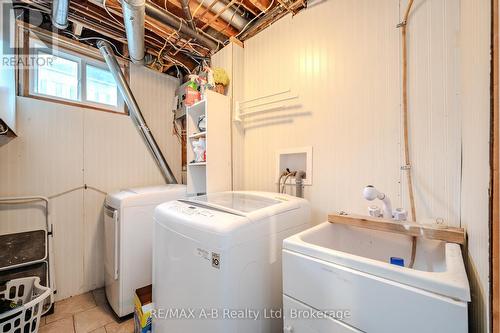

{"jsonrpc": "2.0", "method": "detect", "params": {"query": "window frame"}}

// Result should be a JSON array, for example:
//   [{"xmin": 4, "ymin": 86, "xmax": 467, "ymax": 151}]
[{"xmin": 25, "ymin": 37, "xmax": 126, "ymax": 114}]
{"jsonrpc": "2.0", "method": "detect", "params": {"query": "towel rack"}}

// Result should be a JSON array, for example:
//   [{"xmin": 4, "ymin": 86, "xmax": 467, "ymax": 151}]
[{"xmin": 234, "ymin": 89, "xmax": 299, "ymax": 123}]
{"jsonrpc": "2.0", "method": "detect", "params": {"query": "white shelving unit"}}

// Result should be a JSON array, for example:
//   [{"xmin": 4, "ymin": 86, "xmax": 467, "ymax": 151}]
[{"xmin": 186, "ymin": 90, "xmax": 232, "ymax": 195}]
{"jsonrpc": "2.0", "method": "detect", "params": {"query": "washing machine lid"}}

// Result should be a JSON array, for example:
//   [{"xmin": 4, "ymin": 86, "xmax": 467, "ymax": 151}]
[
  {"xmin": 187, "ymin": 191, "xmax": 300, "ymax": 217},
  {"xmin": 106, "ymin": 185, "xmax": 186, "ymax": 208}
]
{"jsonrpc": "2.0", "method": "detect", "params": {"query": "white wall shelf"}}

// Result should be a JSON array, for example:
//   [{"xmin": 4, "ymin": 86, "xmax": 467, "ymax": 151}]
[
  {"xmin": 188, "ymin": 131, "xmax": 207, "ymax": 139},
  {"xmin": 186, "ymin": 90, "xmax": 232, "ymax": 195}
]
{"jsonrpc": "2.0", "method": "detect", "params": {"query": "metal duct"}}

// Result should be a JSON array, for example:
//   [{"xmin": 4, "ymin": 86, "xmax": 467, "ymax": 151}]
[
  {"xmin": 51, "ymin": 0, "xmax": 69, "ymax": 29},
  {"xmin": 145, "ymin": 2, "xmax": 218, "ymax": 51},
  {"xmin": 121, "ymin": 0, "xmax": 145, "ymax": 63},
  {"xmin": 181, "ymin": 0, "xmax": 197, "ymax": 30},
  {"xmin": 201, "ymin": 0, "xmax": 249, "ymax": 31},
  {"xmin": 97, "ymin": 41, "xmax": 178, "ymax": 184}
]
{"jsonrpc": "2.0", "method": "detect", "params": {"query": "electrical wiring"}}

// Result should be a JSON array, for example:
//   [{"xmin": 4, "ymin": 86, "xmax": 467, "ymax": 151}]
[
  {"xmin": 216, "ymin": 0, "xmax": 244, "ymax": 36},
  {"xmin": 13, "ymin": 5, "xmax": 50, "ymax": 19},
  {"xmin": 156, "ymin": 25, "xmax": 181, "ymax": 65},
  {"xmin": 102, "ymin": 0, "xmax": 125, "ymax": 28},
  {"xmin": 192, "ymin": 0, "xmax": 207, "ymax": 18},
  {"xmin": 232, "ymin": 0, "xmax": 275, "ymax": 41},
  {"xmin": 62, "ymin": 30, "xmax": 130, "ymax": 60}
]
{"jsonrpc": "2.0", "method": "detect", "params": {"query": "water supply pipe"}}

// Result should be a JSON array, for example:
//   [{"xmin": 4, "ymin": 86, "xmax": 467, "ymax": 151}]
[
  {"xmin": 398, "ymin": 0, "xmax": 417, "ymax": 268},
  {"xmin": 97, "ymin": 40, "xmax": 178, "ymax": 184}
]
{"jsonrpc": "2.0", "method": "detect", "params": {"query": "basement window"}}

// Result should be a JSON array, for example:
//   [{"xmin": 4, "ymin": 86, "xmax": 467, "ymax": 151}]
[
  {"xmin": 25, "ymin": 40, "xmax": 125, "ymax": 113},
  {"xmin": 85, "ymin": 64, "xmax": 118, "ymax": 106}
]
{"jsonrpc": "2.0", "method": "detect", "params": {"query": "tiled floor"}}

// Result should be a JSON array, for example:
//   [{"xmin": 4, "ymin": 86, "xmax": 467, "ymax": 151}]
[{"xmin": 39, "ymin": 288, "xmax": 134, "ymax": 333}]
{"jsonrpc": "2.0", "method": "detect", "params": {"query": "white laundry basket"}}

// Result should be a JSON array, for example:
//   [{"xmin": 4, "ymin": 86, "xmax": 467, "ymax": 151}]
[{"xmin": 0, "ymin": 277, "xmax": 52, "ymax": 333}]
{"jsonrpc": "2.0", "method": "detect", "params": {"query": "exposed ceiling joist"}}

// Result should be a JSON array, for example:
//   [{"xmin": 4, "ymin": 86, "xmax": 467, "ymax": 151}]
[{"xmin": 13, "ymin": 0, "xmax": 307, "ymax": 76}]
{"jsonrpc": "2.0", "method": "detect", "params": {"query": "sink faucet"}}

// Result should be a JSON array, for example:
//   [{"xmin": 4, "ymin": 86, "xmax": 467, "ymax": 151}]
[{"xmin": 363, "ymin": 185, "xmax": 393, "ymax": 219}]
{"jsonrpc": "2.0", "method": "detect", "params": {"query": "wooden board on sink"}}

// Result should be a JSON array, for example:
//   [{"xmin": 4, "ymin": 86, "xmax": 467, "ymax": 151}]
[{"xmin": 328, "ymin": 213, "xmax": 466, "ymax": 245}]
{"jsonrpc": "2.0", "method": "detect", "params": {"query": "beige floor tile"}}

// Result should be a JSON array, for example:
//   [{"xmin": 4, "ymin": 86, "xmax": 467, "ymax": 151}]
[
  {"xmin": 39, "ymin": 316, "xmax": 46, "ymax": 327},
  {"xmin": 74, "ymin": 305, "xmax": 116, "ymax": 333},
  {"xmin": 104, "ymin": 318, "xmax": 134, "ymax": 333},
  {"xmin": 90, "ymin": 328, "xmax": 106, "ymax": 333},
  {"xmin": 92, "ymin": 288, "xmax": 107, "ymax": 307},
  {"xmin": 46, "ymin": 292, "xmax": 96, "ymax": 324},
  {"xmin": 39, "ymin": 317, "xmax": 75, "ymax": 333}
]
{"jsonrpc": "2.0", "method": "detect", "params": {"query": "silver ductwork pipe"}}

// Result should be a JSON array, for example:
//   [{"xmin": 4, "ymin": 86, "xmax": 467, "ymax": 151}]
[
  {"xmin": 181, "ymin": 0, "xmax": 197, "ymax": 30},
  {"xmin": 121, "ymin": 0, "xmax": 145, "ymax": 63},
  {"xmin": 145, "ymin": 2, "xmax": 218, "ymax": 51},
  {"xmin": 97, "ymin": 41, "xmax": 178, "ymax": 184},
  {"xmin": 200, "ymin": 0, "xmax": 249, "ymax": 31},
  {"xmin": 51, "ymin": 0, "xmax": 69, "ymax": 29}
]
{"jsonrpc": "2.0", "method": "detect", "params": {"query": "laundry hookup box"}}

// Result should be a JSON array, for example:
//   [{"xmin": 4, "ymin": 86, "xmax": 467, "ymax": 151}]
[{"xmin": 134, "ymin": 285, "xmax": 153, "ymax": 333}]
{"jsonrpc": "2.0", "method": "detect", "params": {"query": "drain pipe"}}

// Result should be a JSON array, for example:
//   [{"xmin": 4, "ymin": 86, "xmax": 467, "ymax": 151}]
[
  {"xmin": 180, "ymin": 0, "xmax": 197, "ymax": 31},
  {"xmin": 97, "ymin": 41, "xmax": 178, "ymax": 184},
  {"xmin": 51, "ymin": 0, "xmax": 69, "ymax": 29},
  {"xmin": 121, "ymin": 0, "xmax": 145, "ymax": 63},
  {"xmin": 295, "ymin": 171, "xmax": 306, "ymax": 198},
  {"xmin": 145, "ymin": 2, "xmax": 218, "ymax": 51}
]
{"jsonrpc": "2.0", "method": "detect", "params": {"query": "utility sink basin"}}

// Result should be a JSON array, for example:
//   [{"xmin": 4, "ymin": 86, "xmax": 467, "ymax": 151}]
[{"xmin": 282, "ymin": 222, "xmax": 471, "ymax": 333}]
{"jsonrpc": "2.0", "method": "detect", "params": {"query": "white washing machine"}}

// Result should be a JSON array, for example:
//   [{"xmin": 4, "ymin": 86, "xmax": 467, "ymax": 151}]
[
  {"xmin": 104, "ymin": 185, "xmax": 186, "ymax": 317},
  {"xmin": 152, "ymin": 191, "xmax": 311, "ymax": 333}
]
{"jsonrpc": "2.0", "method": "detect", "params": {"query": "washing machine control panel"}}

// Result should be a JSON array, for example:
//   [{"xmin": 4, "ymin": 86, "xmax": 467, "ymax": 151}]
[{"xmin": 169, "ymin": 202, "xmax": 215, "ymax": 218}]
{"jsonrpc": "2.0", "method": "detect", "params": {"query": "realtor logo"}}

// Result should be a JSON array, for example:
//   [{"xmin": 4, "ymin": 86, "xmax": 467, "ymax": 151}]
[{"xmin": 1, "ymin": 0, "xmax": 60, "ymax": 68}]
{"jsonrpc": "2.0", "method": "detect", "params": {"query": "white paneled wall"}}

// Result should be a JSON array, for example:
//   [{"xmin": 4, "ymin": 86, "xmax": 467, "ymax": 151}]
[
  {"xmin": 0, "ymin": 64, "xmax": 181, "ymax": 300},
  {"xmin": 240, "ymin": 0, "xmax": 461, "ymax": 223},
  {"xmin": 215, "ymin": 0, "xmax": 490, "ymax": 330},
  {"xmin": 460, "ymin": 0, "xmax": 492, "ymax": 331}
]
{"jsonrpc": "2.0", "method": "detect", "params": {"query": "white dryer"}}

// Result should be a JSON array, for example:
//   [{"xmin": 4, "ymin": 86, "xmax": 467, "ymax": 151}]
[
  {"xmin": 152, "ymin": 191, "xmax": 311, "ymax": 333},
  {"xmin": 104, "ymin": 185, "xmax": 186, "ymax": 317}
]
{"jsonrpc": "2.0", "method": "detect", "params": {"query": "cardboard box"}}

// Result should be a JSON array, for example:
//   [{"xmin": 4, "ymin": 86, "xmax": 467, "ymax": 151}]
[{"xmin": 134, "ymin": 285, "xmax": 152, "ymax": 333}]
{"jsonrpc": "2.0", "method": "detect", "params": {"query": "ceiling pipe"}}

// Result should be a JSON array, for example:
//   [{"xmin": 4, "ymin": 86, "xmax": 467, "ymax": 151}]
[
  {"xmin": 51, "ymin": 0, "xmax": 69, "ymax": 29},
  {"xmin": 97, "ymin": 40, "xmax": 178, "ymax": 184},
  {"xmin": 145, "ymin": 2, "xmax": 218, "ymax": 51},
  {"xmin": 180, "ymin": 0, "xmax": 197, "ymax": 30},
  {"xmin": 121, "ymin": 0, "xmax": 145, "ymax": 63},
  {"xmin": 200, "ymin": 0, "xmax": 249, "ymax": 31}
]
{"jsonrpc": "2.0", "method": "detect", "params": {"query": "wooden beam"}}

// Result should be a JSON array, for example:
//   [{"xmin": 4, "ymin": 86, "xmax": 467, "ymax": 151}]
[
  {"xmin": 144, "ymin": 0, "xmax": 239, "ymax": 37},
  {"xmin": 328, "ymin": 213, "xmax": 466, "ymax": 245},
  {"xmin": 229, "ymin": 36, "xmax": 244, "ymax": 48},
  {"xmin": 247, "ymin": 0, "xmax": 271, "ymax": 12}
]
